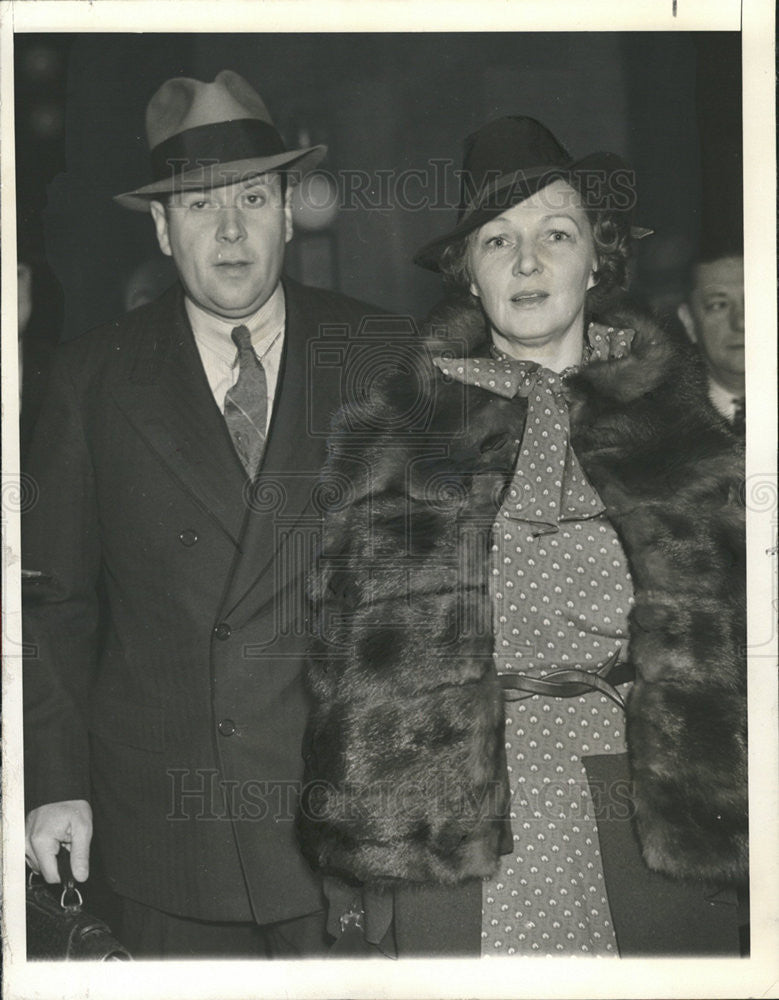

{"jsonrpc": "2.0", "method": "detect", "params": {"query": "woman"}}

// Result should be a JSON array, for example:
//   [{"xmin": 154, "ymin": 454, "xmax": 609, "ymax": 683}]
[{"xmin": 298, "ymin": 117, "xmax": 747, "ymax": 957}]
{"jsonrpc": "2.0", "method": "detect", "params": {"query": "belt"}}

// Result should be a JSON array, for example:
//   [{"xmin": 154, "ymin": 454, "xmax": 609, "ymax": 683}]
[{"xmin": 498, "ymin": 647, "xmax": 634, "ymax": 710}]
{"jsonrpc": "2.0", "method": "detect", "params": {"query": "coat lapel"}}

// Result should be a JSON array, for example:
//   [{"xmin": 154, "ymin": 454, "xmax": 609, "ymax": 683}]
[
  {"xmin": 218, "ymin": 280, "xmax": 331, "ymax": 621},
  {"xmin": 112, "ymin": 286, "xmax": 248, "ymax": 545}
]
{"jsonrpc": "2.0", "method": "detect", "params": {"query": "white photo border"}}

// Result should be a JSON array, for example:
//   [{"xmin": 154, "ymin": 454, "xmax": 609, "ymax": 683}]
[{"xmin": 2, "ymin": 2, "xmax": 776, "ymax": 998}]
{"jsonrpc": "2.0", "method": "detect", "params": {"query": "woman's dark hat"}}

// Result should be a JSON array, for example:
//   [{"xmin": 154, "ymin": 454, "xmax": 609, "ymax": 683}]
[
  {"xmin": 115, "ymin": 70, "xmax": 327, "ymax": 211},
  {"xmin": 414, "ymin": 116, "xmax": 652, "ymax": 271}
]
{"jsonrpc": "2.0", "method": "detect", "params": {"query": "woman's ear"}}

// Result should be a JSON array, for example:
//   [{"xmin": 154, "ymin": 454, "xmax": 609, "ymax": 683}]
[{"xmin": 587, "ymin": 252, "xmax": 600, "ymax": 291}]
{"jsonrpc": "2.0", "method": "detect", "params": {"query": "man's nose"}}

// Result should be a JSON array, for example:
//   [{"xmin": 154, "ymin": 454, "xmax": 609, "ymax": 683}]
[{"xmin": 216, "ymin": 205, "xmax": 247, "ymax": 242}]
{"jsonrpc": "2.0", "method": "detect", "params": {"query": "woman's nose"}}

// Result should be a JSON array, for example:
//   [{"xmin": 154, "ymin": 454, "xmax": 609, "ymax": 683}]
[
  {"xmin": 512, "ymin": 243, "xmax": 541, "ymax": 276},
  {"xmin": 216, "ymin": 206, "xmax": 246, "ymax": 242}
]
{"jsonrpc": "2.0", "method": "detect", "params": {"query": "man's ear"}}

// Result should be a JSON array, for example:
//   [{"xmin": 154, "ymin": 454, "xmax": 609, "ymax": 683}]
[
  {"xmin": 284, "ymin": 187, "xmax": 294, "ymax": 245},
  {"xmin": 677, "ymin": 301, "xmax": 697, "ymax": 343},
  {"xmin": 149, "ymin": 200, "xmax": 172, "ymax": 257}
]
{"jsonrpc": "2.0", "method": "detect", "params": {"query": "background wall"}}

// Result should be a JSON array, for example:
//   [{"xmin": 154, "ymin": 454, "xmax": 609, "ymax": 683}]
[{"xmin": 14, "ymin": 32, "xmax": 742, "ymax": 341}]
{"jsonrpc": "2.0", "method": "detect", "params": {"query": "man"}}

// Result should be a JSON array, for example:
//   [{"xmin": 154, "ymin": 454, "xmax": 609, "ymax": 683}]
[
  {"xmin": 23, "ymin": 70, "xmax": 380, "ymax": 958},
  {"xmin": 677, "ymin": 249, "xmax": 745, "ymax": 434}
]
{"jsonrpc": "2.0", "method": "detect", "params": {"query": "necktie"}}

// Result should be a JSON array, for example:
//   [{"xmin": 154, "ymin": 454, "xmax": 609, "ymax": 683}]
[
  {"xmin": 224, "ymin": 325, "xmax": 268, "ymax": 478},
  {"xmin": 731, "ymin": 397, "xmax": 745, "ymax": 436}
]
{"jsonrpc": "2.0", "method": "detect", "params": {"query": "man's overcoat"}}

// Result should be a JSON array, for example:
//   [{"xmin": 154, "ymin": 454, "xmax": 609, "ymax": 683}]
[{"xmin": 23, "ymin": 277, "xmax": 378, "ymax": 924}]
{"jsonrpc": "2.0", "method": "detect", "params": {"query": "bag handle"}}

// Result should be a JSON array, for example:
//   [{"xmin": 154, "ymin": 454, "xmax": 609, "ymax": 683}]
[
  {"xmin": 56, "ymin": 847, "xmax": 84, "ymax": 912},
  {"xmin": 26, "ymin": 849, "xmax": 84, "ymax": 912}
]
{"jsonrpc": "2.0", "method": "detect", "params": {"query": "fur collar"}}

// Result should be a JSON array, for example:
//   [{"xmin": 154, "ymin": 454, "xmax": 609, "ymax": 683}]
[{"xmin": 419, "ymin": 289, "xmax": 705, "ymax": 405}]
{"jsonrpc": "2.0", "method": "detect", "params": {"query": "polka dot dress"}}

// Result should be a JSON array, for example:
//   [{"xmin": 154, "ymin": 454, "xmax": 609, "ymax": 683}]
[
  {"xmin": 483, "ymin": 513, "xmax": 634, "ymax": 957},
  {"xmin": 433, "ymin": 324, "xmax": 637, "ymax": 957}
]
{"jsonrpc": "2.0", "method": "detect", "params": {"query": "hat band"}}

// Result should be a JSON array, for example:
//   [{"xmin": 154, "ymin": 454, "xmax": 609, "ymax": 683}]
[{"xmin": 150, "ymin": 118, "xmax": 287, "ymax": 181}]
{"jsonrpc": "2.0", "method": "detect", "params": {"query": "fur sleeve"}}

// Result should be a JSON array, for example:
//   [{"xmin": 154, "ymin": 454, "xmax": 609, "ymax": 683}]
[
  {"xmin": 624, "ymin": 449, "xmax": 748, "ymax": 884},
  {"xmin": 571, "ymin": 305, "xmax": 748, "ymax": 884},
  {"xmin": 298, "ymin": 360, "xmax": 512, "ymax": 886}
]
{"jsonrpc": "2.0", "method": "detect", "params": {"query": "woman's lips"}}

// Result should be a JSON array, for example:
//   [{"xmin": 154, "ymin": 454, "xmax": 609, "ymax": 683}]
[{"xmin": 510, "ymin": 291, "xmax": 549, "ymax": 305}]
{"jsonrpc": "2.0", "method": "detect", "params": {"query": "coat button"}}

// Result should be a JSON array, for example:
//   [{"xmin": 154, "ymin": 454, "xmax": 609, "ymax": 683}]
[
  {"xmin": 179, "ymin": 529, "xmax": 199, "ymax": 547},
  {"xmin": 218, "ymin": 719, "xmax": 236, "ymax": 737},
  {"xmin": 213, "ymin": 622, "xmax": 231, "ymax": 641}
]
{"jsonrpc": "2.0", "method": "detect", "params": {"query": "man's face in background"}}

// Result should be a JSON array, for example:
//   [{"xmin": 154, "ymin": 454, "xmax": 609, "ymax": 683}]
[{"xmin": 679, "ymin": 255, "xmax": 745, "ymax": 390}]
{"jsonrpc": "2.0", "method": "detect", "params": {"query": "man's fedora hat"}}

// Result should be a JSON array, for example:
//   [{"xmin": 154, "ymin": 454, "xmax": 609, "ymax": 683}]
[
  {"xmin": 414, "ymin": 115, "xmax": 652, "ymax": 271},
  {"xmin": 115, "ymin": 70, "xmax": 327, "ymax": 211}
]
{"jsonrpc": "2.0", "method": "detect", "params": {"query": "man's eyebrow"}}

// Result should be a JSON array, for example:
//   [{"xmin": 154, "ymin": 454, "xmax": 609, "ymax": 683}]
[{"xmin": 242, "ymin": 175, "xmax": 273, "ymax": 189}]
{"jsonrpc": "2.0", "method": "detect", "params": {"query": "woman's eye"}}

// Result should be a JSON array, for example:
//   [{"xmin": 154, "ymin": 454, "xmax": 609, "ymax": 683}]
[
  {"xmin": 549, "ymin": 230, "xmax": 572, "ymax": 242},
  {"xmin": 244, "ymin": 192, "xmax": 266, "ymax": 207},
  {"xmin": 486, "ymin": 235, "xmax": 509, "ymax": 249}
]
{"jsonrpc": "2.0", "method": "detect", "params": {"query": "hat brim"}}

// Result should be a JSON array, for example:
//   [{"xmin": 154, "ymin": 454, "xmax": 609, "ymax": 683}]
[
  {"xmin": 413, "ymin": 153, "xmax": 651, "ymax": 272},
  {"xmin": 114, "ymin": 144, "xmax": 327, "ymax": 211}
]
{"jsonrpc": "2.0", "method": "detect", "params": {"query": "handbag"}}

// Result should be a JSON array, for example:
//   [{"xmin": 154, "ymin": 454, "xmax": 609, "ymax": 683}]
[{"xmin": 26, "ymin": 849, "xmax": 132, "ymax": 961}]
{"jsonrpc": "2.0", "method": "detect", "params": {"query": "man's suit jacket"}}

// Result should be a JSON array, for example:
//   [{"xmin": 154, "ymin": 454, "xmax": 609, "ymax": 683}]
[{"xmin": 23, "ymin": 278, "xmax": 381, "ymax": 924}]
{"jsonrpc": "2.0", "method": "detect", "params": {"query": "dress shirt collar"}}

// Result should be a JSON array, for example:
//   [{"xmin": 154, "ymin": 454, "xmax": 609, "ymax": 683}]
[
  {"xmin": 185, "ymin": 284, "xmax": 286, "ymax": 364},
  {"xmin": 707, "ymin": 377, "xmax": 741, "ymax": 421}
]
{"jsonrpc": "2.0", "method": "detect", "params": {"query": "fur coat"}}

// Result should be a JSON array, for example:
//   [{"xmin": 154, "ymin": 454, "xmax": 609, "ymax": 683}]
[{"xmin": 298, "ymin": 291, "xmax": 747, "ymax": 891}]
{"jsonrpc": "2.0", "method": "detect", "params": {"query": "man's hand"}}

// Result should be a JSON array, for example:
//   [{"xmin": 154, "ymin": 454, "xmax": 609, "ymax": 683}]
[{"xmin": 25, "ymin": 800, "xmax": 93, "ymax": 883}]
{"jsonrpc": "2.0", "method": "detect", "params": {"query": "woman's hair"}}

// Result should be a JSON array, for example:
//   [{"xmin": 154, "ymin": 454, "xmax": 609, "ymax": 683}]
[{"xmin": 438, "ymin": 204, "xmax": 632, "ymax": 296}]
